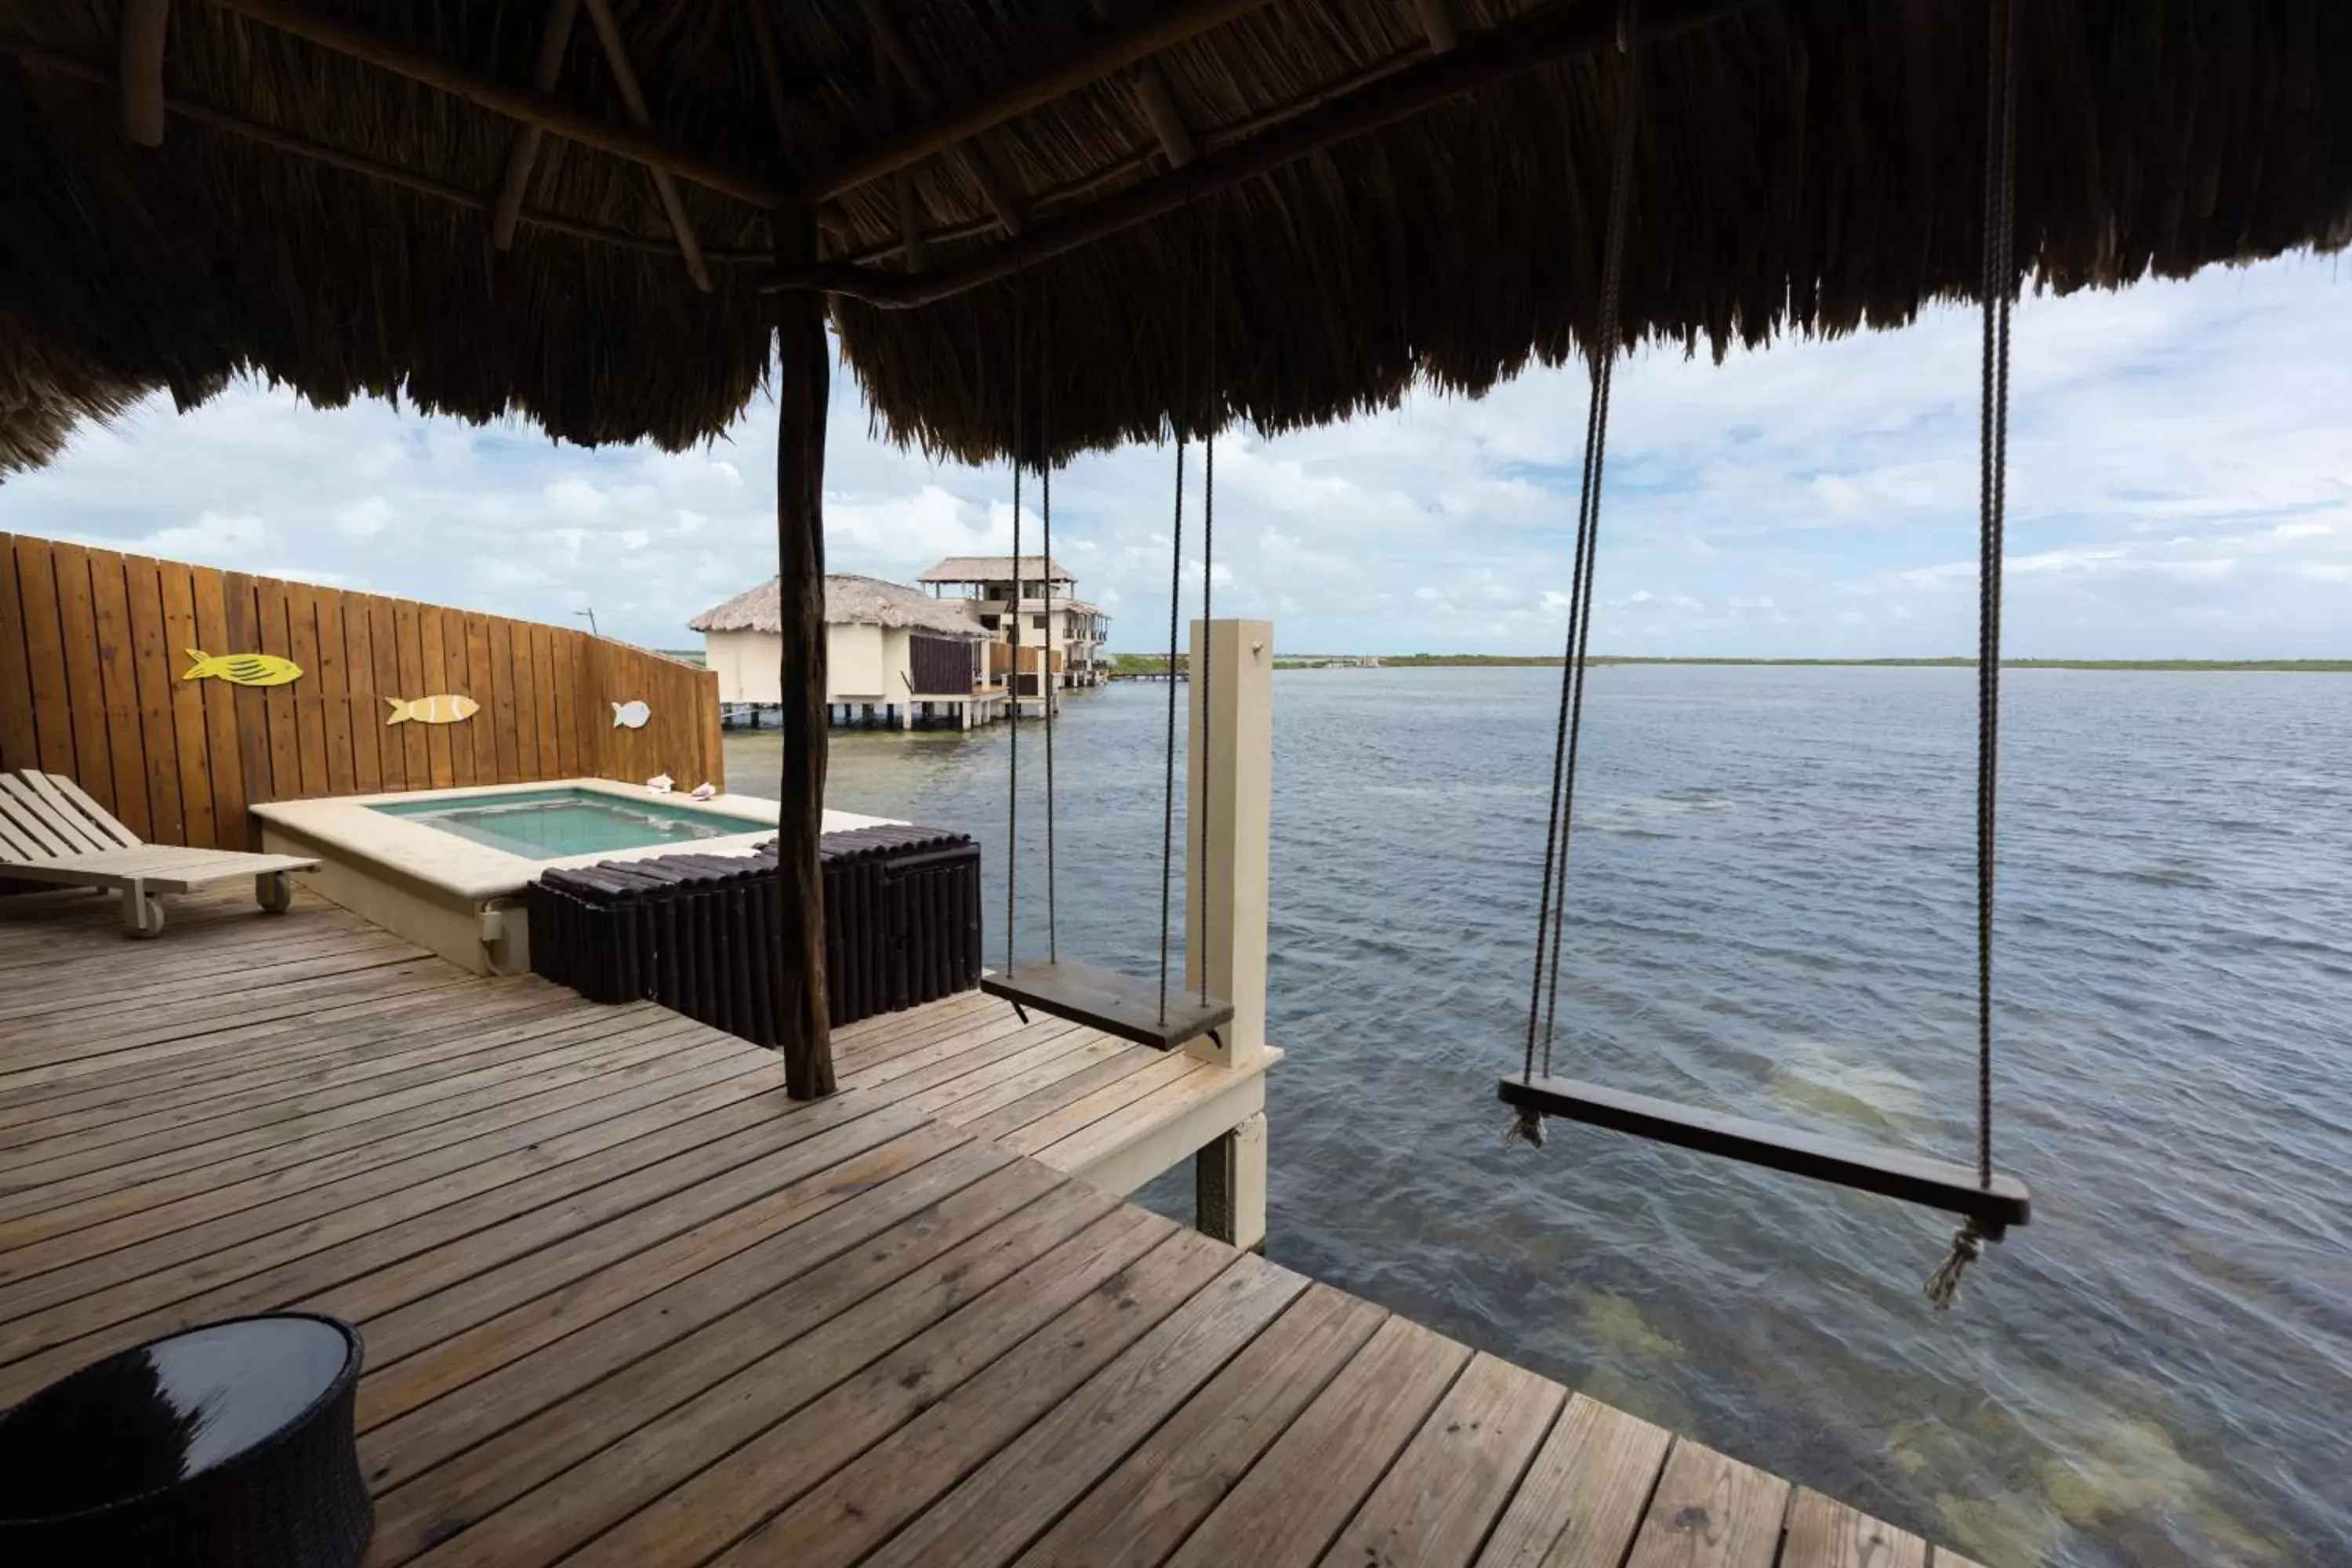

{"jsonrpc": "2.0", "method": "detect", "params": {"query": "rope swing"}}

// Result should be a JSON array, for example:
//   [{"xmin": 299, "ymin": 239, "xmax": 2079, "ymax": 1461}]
[
  {"xmin": 1495, "ymin": 0, "xmax": 2032, "ymax": 1311},
  {"xmin": 984, "ymin": 205, "xmax": 1235, "ymax": 1054}
]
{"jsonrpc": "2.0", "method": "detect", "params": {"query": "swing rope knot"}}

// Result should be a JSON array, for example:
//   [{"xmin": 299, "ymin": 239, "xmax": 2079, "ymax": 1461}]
[
  {"xmin": 1501, "ymin": 1106, "xmax": 1546, "ymax": 1149},
  {"xmin": 1923, "ymin": 1216, "xmax": 1993, "ymax": 1311}
]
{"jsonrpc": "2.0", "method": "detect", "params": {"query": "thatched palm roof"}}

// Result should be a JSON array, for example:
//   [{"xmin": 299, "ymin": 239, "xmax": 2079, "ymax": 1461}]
[
  {"xmin": 691, "ymin": 572, "xmax": 989, "ymax": 639},
  {"xmin": 918, "ymin": 556, "xmax": 1075, "ymax": 584},
  {"xmin": 4, "ymin": 0, "xmax": 2349, "ymax": 473}
]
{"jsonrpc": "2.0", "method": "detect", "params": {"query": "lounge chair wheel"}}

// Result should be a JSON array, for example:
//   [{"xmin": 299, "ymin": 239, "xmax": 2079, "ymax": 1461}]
[
  {"xmin": 257, "ymin": 870, "xmax": 295, "ymax": 914},
  {"xmin": 122, "ymin": 888, "xmax": 165, "ymax": 938}
]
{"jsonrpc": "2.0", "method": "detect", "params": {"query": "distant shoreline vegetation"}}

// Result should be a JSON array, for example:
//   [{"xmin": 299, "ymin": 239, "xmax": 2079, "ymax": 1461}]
[
  {"xmin": 1102, "ymin": 651, "xmax": 2352, "ymax": 673},
  {"xmin": 1276, "ymin": 655, "xmax": 2352, "ymax": 673}
]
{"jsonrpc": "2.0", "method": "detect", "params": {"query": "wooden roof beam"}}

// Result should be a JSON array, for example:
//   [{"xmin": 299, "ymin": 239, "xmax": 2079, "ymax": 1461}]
[
  {"xmin": 119, "ymin": 0, "xmax": 169, "ymax": 145},
  {"xmin": 579, "ymin": 0, "xmax": 711, "ymax": 291},
  {"xmin": 209, "ymin": 0, "xmax": 787, "ymax": 208},
  {"xmin": 812, "ymin": 0, "xmax": 1279, "ymax": 201},
  {"xmin": 858, "ymin": 0, "xmax": 1024, "ymax": 238},
  {"xmin": 766, "ymin": 0, "xmax": 1761, "ymax": 309},
  {"xmin": 1089, "ymin": 0, "xmax": 1193, "ymax": 169},
  {"xmin": 1412, "ymin": 0, "xmax": 1458, "ymax": 55},
  {"xmin": 488, "ymin": 0, "xmax": 581, "ymax": 250}
]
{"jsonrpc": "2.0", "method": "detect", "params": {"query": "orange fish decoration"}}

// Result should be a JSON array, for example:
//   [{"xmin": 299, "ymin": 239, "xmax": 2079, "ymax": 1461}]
[{"xmin": 385, "ymin": 694, "xmax": 478, "ymax": 725}]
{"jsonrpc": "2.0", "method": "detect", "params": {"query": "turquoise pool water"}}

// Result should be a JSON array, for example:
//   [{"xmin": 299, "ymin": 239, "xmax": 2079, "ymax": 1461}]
[{"xmin": 373, "ymin": 787, "xmax": 762, "ymax": 861}]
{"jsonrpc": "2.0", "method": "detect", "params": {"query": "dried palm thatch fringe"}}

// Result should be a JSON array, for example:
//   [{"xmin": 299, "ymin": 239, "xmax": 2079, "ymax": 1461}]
[{"xmin": 2, "ymin": 0, "xmax": 2350, "ymax": 473}]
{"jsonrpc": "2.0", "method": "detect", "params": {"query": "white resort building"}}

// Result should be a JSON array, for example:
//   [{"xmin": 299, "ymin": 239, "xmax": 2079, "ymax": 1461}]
[
  {"xmin": 917, "ymin": 555, "xmax": 1112, "ymax": 690},
  {"xmin": 689, "ymin": 561, "xmax": 1111, "ymax": 728}
]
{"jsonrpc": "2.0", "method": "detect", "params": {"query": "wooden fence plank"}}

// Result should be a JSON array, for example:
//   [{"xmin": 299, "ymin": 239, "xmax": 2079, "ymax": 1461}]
[
  {"xmin": 699, "ymin": 667, "xmax": 725, "ymax": 791},
  {"xmin": 190, "ymin": 566, "xmax": 249, "ymax": 842},
  {"xmin": 343, "ymin": 592, "xmax": 383, "ymax": 796},
  {"xmin": 511, "ymin": 619, "xmax": 543, "ymax": 779},
  {"xmin": 419, "ymin": 604, "xmax": 456, "ymax": 789},
  {"xmin": 222, "ymin": 575, "xmax": 277, "ymax": 810},
  {"xmin": 314, "ymin": 589, "xmax": 358, "ymax": 800},
  {"xmin": 82, "ymin": 543, "xmax": 153, "ymax": 840},
  {"xmin": 441, "ymin": 607, "xmax": 476, "ymax": 788},
  {"xmin": 284, "ymin": 580, "xmax": 330, "ymax": 801},
  {"xmin": 253, "ymin": 575, "xmax": 303, "ymax": 804},
  {"xmin": 550, "ymin": 630, "xmax": 582, "ymax": 777},
  {"xmin": 463, "ymin": 613, "xmax": 497, "ymax": 786},
  {"xmin": 45, "ymin": 542, "xmax": 116, "ymax": 810},
  {"xmin": 368, "ymin": 595, "xmax": 408, "ymax": 792},
  {"xmin": 156, "ymin": 562, "xmax": 218, "ymax": 848},
  {"xmin": 15, "ymin": 540, "xmax": 77, "ymax": 779},
  {"xmin": 0, "ymin": 539, "xmax": 45, "ymax": 776},
  {"xmin": 392, "ymin": 597, "xmax": 430, "ymax": 789},
  {"xmin": 529, "ymin": 621, "xmax": 561, "ymax": 780},
  {"xmin": 488, "ymin": 613, "xmax": 521, "ymax": 783},
  {"xmin": 122, "ymin": 554, "xmax": 187, "ymax": 844},
  {"xmin": 572, "ymin": 633, "xmax": 604, "ymax": 782}
]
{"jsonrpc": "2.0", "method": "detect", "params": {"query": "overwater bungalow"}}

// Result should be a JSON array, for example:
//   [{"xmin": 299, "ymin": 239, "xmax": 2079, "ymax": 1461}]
[
  {"xmin": 691, "ymin": 572, "xmax": 1007, "ymax": 730},
  {"xmin": 1, "ymin": 0, "xmax": 2346, "ymax": 1564}
]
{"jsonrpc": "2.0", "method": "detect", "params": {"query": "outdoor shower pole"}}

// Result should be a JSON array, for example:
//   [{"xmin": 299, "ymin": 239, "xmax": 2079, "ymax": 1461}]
[{"xmin": 775, "ymin": 213, "xmax": 833, "ymax": 1098}]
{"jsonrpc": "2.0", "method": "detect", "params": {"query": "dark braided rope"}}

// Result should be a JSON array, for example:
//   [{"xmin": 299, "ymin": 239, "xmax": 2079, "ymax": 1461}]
[
  {"xmin": 1159, "ymin": 210, "xmax": 1192, "ymax": 1028},
  {"xmin": 1005, "ymin": 269, "xmax": 1025, "ymax": 975},
  {"xmin": 1042, "ymin": 330, "xmax": 1058, "ymax": 962},
  {"xmin": 1200, "ymin": 201, "xmax": 1218, "ymax": 1007}
]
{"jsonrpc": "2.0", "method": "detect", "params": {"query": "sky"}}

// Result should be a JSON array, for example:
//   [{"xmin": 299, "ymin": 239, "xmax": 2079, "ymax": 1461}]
[{"xmin": 3, "ymin": 253, "xmax": 2347, "ymax": 659}]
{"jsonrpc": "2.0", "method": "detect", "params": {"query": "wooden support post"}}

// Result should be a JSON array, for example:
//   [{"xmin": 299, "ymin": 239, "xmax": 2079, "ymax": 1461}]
[
  {"xmin": 1185, "ymin": 618, "xmax": 1272, "ymax": 1069},
  {"xmin": 775, "ymin": 214, "xmax": 833, "ymax": 1100},
  {"xmin": 1196, "ymin": 1109, "xmax": 1267, "ymax": 1250},
  {"xmin": 119, "ymin": 0, "xmax": 169, "ymax": 146}
]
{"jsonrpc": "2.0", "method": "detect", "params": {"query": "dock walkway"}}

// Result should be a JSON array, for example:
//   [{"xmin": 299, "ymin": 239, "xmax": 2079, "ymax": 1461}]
[{"xmin": 0, "ymin": 887, "xmax": 1974, "ymax": 1567}]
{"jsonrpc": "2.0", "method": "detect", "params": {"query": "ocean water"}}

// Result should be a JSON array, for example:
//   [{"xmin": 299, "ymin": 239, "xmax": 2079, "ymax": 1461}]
[{"xmin": 725, "ymin": 666, "xmax": 2352, "ymax": 1566}]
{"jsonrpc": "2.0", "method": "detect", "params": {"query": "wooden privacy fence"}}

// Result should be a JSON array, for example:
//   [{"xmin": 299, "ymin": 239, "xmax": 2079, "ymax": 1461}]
[{"xmin": 0, "ymin": 533, "xmax": 724, "ymax": 851}]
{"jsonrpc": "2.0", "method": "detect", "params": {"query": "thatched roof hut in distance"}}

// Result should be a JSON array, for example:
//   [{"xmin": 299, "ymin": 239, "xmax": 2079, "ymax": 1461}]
[
  {"xmin": 5, "ymin": 0, "xmax": 2347, "ymax": 1092},
  {"xmin": 690, "ymin": 573, "xmax": 991, "ymax": 641}
]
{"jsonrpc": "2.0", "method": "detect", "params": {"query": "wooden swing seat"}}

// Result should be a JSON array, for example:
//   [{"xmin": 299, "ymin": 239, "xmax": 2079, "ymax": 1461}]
[
  {"xmin": 1497, "ymin": 1073, "xmax": 2032, "ymax": 1232},
  {"xmin": 984, "ymin": 959, "xmax": 1234, "ymax": 1052}
]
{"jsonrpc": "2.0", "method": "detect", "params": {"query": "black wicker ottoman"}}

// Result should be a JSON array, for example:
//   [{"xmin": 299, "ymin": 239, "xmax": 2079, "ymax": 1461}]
[{"xmin": 0, "ymin": 1313, "xmax": 372, "ymax": 1568}]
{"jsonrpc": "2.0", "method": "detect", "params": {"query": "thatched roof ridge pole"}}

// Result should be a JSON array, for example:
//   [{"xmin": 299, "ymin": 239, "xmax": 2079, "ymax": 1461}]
[
  {"xmin": 857, "ymin": 0, "xmax": 1025, "ymax": 238},
  {"xmin": 119, "ymin": 0, "xmax": 169, "ymax": 146},
  {"xmin": 774, "ymin": 213, "xmax": 834, "ymax": 1101},
  {"xmin": 770, "ymin": 0, "xmax": 1761, "ymax": 307},
  {"xmin": 810, "ymin": 0, "xmax": 1279, "ymax": 201},
  {"xmin": 489, "ymin": 0, "xmax": 581, "ymax": 251},
  {"xmin": 579, "ymin": 0, "xmax": 712, "ymax": 291},
  {"xmin": 210, "ymin": 0, "xmax": 786, "ymax": 207}
]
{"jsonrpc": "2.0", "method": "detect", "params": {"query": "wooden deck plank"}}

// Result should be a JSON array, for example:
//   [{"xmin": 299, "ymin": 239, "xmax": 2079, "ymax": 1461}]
[
  {"xmin": 864, "ymin": 1252, "xmax": 1312, "ymax": 1568},
  {"xmin": 960, "ymin": 1039, "xmax": 1166, "ymax": 1145},
  {"xmin": 0, "ymin": 1076, "xmax": 875, "ymax": 1404},
  {"xmin": 0, "ymin": 1020, "xmax": 743, "ymax": 1278},
  {"xmin": 1319, "ymin": 1352, "xmax": 1567, "ymax": 1568},
  {"xmin": 548, "ymin": 1205, "xmax": 1177, "ymax": 1568},
  {"xmin": 369, "ymin": 1166, "xmax": 1109, "ymax": 1566},
  {"xmin": 1780, "ymin": 1490, "xmax": 1928, "ymax": 1568},
  {"xmin": 1016, "ymin": 1283, "xmax": 1388, "ymax": 1568},
  {"xmin": 0, "ymin": 1017, "xmax": 728, "ymax": 1242},
  {"xmin": 0, "ymin": 937, "xmax": 429, "ymax": 1030},
  {"xmin": 1165, "ymin": 1315, "xmax": 1475, "ymax": 1568},
  {"xmin": 704, "ymin": 1229, "xmax": 1242, "ymax": 1568},
  {"xmin": 1475, "ymin": 1394, "xmax": 1675, "ymax": 1568},
  {"xmin": 1000, "ymin": 1050, "xmax": 1206, "ymax": 1157},
  {"xmin": 1624, "ymin": 1442, "xmax": 1791, "ymax": 1568}
]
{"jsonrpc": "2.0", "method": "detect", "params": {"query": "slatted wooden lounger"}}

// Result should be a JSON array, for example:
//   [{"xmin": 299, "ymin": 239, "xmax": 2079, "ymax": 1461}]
[{"xmin": 0, "ymin": 771, "xmax": 319, "ymax": 938}]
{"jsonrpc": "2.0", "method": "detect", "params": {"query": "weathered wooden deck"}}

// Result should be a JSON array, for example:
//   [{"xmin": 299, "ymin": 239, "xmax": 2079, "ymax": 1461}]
[{"xmin": 0, "ymin": 887, "xmax": 1976, "ymax": 1567}]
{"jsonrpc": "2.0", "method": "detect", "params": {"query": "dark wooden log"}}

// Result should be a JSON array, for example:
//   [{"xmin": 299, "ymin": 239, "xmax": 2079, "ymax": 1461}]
[
  {"xmin": 118, "ymin": 0, "xmax": 169, "ymax": 146},
  {"xmin": 1497, "ymin": 1074, "xmax": 2032, "ymax": 1230},
  {"xmin": 775, "ymin": 212, "xmax": 834, "ymax": 1099}
]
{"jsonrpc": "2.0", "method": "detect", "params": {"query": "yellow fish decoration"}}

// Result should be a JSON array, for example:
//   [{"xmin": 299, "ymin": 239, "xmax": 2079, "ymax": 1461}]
[
  {"xmin": 385, "ymin": 694, "xmax": 479, "ymax": 726},
  {"xmin": 182, "ymin": 649, "xmax": 303, "ymax": 688}
]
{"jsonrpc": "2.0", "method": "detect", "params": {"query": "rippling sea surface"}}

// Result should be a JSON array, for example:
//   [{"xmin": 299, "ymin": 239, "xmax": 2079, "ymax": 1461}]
[{"xmin": 726, "ymin": 666, "xmax": 2352, "ymax": 1566}]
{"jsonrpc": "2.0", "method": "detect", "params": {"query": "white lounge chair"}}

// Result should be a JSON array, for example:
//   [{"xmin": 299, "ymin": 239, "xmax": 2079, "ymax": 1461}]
[{"xmin": 0, "ymin": 771, "xmax": 318, "ymax": 938}]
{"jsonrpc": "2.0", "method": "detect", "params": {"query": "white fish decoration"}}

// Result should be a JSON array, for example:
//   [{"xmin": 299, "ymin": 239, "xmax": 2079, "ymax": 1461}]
[
  {"xmin": 690, "ymin": 782, "xmax": 717, "ymax": 801},
  {"xmin": 646, "ymin": 774, "xmax": 674, "ymax": 794},
  {"xmin": 611, "ymin": 699, "xmax": 651, "ymax": 730}
]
